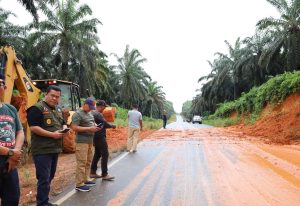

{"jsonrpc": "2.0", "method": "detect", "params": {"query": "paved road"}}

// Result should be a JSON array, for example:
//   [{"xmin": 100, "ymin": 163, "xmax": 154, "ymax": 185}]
[
  {"xmin": 165, "ymin": 115, "xmax": 212, "ymax": 129},
  {"xmin": 54, "ymin": 115, "xmax": 300, "ymax": 206}
]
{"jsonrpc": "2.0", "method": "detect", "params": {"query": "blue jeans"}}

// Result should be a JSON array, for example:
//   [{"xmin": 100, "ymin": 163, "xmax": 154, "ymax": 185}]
[
  {"xmin": 0, "ymin": 169, "xmax": 20, "ymax": 206},
  {"xmin": 33, "ymin": 153, "xmax": 59, "ymax": 206}
]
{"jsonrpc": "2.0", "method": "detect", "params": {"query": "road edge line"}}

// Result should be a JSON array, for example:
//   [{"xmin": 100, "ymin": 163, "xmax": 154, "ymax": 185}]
[{"xmin": 54, "ymin": 152, "xmax": 129, "ymax": 205}]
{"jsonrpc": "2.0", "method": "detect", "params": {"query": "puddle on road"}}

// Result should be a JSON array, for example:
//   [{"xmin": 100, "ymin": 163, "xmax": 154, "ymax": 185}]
[
  {"xmin": 251, "ymin": 154, "xmax": 300, "ymax": 188},
  {"xmin": 258, "ymin": 145, "xmax": 300, "ymax": 168}
]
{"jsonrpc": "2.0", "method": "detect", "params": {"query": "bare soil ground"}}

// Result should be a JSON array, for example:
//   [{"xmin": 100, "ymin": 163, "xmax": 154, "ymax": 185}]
[
  {"xmin": 18, "ymin": 93, "xmax": 300, "ymax": 205},
  {"xmin": 227, "ymin": 92, "xmax": 300, "ymax": 145}
]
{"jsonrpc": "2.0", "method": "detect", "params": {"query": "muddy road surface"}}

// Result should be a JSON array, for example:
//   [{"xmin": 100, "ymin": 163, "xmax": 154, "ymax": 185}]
[{"xmin": 55, "ymin": 116, "xmax": 300, "ymax": 206}]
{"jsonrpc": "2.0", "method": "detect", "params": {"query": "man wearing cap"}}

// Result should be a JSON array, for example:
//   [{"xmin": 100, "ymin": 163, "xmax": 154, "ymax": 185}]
[
  {"xmin": 27, "ymin": 85, "xmax": 67, "ymax": 206},
  {"xmin": 71, "ymin": 97, "xmax": 101, "ymax": 192},
  {"xmin": 90, "ymin": 100, "xmax": 116, "ymax": 180},
  {"xmin": 0, "ymin": 74, "xmax": 24, "ymax": 206}
]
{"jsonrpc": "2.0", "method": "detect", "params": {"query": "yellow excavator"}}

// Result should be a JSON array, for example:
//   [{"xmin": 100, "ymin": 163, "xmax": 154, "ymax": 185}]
[{"xmin": 0, "ymin": 45, "xmax": 80, "ymax": 152}]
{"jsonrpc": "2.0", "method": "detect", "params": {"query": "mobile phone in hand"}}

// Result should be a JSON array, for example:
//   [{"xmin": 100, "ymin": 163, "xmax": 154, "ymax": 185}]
[
  {"xmin": 59, "ymin": 128, "xmax": 70, "ymax": 133},
  {"xmin": 97, "ymin": 123, "xmax": 104, "ymax": 128}
]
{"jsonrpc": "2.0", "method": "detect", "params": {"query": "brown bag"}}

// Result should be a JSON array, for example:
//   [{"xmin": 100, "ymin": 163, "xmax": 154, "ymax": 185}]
[
  {"xmin": 102, "ymin": 107, "xmax": 116, "ymax": 122},
  {"xmin": 62, "ymin": 129, "xmax": 75, "ymax": 153}
]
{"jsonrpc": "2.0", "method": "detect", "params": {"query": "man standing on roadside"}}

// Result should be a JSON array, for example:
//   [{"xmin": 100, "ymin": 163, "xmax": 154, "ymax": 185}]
[
  {"xmin": 0, "ymin": 74, "xmax": 24, "ymax": 206},
  {"xmin": 71, "ymin": 97, "xmax": 100, "ymax": 192},
  {"xmin": 27, "ymin": 85, "xmax": 66, "ymax": 206},
  {"xmin": 127, "ymin": 103, "xmax": 143, "ymax": 153},
  {"xmin": 90, "ymin": 100, "xmax": 116, "ymax": 181},
  {"xmin": 162, "ymin": 110, "xmax": 167, "ymax": 129}
]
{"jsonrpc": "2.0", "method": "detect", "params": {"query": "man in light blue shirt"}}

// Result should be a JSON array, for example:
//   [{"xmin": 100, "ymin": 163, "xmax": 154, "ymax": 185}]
[{"xmin": 127, "ymin": 104, "xmax": 143, "ymax": 152}]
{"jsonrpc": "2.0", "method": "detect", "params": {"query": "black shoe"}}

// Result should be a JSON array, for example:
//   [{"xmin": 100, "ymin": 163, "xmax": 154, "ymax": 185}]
[
  {"xmin": 84, "ymin": 180, "xmax": 96, "ymax": 187},
  {"xmin": 48, "ymin": 203, "xmax": 58, "ymax": 206},
  {"xmin": 75, "ymin": 185, "xmax": 91, "ymax": 192}
]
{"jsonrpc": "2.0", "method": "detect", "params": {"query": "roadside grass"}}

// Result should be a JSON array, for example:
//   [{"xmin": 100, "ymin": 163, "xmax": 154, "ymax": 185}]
[
  {"xmin": 114, "ymin": 106, "xmax": 166, "ymax": 130},
  {"xmin": 203, "ymin": 117, "xmax": 239, "ymax": 127},
  {"xmin": 168, "ymin": 114, "xmax": 176, "ymax": 123}
]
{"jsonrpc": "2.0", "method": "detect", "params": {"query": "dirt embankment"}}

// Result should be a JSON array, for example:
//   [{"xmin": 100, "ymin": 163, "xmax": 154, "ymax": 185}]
[{"xmin": 227, "ymin": 92, "xmax": 300, "ymax": 145}]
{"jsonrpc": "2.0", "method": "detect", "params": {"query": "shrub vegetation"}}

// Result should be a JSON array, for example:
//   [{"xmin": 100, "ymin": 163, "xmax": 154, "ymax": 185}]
[{"xmin": 206, "ymin": 71, "xmax": 300, "ymax": 125}]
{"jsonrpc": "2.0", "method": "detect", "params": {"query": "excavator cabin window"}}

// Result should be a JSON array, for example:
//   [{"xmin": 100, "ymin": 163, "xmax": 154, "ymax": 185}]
[{"xmin": 32, "ymin": 80, "xmax": 81, "ymax": 111}]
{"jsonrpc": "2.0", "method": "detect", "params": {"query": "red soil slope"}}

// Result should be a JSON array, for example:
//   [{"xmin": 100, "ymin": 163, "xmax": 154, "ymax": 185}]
[{"xmin": 227, "ymin": 92, "xmax": 300, "ymax": 145}]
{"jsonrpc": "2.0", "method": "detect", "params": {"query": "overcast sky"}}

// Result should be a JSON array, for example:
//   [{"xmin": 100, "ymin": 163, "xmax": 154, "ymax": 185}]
[{"xmin": 1, "ymin": 0, "xmax": 279, "ymax": 112}]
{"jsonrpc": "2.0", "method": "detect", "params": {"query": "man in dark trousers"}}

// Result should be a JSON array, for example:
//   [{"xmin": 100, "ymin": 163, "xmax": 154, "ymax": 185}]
[
  {"xmin": 162, "ymin": 110, "xmax": 167, "ymax": 129},
  {"xmin": 27, "ymin": 85, "xmax": 67, "ymax": 206},
  {"xmin": 90, "ymin": 100, "xmax": 116, "ymax": 181},
  {"xmin": 0, "ymin": 74, "xmax": 24, "ymax": 206}
]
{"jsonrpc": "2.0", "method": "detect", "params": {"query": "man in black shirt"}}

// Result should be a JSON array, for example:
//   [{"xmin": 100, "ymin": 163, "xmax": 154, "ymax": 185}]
[
  {"xmin": 90, "ymin": 100, "xmax": 116, "ymax": 180},
  {"xmin": 27, "ymin": 85, "xmax": 67, "ymax": 206}
]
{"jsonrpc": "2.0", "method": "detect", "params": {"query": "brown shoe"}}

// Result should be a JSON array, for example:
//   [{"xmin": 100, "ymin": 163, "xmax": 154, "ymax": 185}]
[
  {"xmin": 102, "ymin": 174, "xmax": 115, "ymax": 181},
  {"xmin": 90, "ymin": 173, "xmax": 102, "ymax": 178}
]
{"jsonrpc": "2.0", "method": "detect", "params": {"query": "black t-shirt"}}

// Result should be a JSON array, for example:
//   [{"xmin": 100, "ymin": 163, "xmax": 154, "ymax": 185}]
[
  {"xmin": 27, "ymin": 102, "xmax": 66, "ymax": 127},
  {"xmin": 92, "ymin": 111, "xmax": 114, "ymax": 140},
  {"xmin": 27, "ymin": 106, "xmax": 43, "ymax": 127}
]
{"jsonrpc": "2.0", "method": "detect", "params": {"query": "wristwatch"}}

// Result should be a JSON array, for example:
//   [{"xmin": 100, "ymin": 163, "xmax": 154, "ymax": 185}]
[{"xmin": 7, "ymin": 149, "xmax": 14, "ymax": 156}]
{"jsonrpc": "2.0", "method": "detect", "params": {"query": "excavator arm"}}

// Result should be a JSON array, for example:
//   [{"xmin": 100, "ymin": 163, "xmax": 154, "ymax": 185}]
[{"xmin": 0, "ymin": 45, "xmax": 41, "ymax": 106}]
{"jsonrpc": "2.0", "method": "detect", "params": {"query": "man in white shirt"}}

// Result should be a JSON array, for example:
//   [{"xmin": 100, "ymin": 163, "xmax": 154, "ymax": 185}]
[{"xmin": 127, "ymin": 104, "xmax": 143, "ymax": 153}]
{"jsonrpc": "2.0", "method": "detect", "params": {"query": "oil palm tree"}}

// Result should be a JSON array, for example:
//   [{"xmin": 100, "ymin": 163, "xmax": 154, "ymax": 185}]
[
  {"xmin": 257, "ymin": 0, "xmax": 300, "ymax": 71},
  {"xmin": 17, "ymin": 0, "xmax": 55, "ymax": 21},
  {"xmin": 232, "ymin": 33, "xmax": 271, "ymax": 97},
  {"xmin": 0, "ymin": 8, "xmax": 25, "ymax": 46},
  {"xmin": 195, "ymin": 41, "xmax": 239, "ymax": 114},
  {"xmin": 145, "ymin": 81, "xmax": 166, "ymax": 118},
  {"xmin": 113, "ymin": 45, "xmax": 150, "ymax": 108},
  {"xmin": 32, "ymin": 0, "xmax": 101, "ymax": 79},
  {"xmin": 84, "ymin": 50, "xmax": 112, "ymax": 99}
]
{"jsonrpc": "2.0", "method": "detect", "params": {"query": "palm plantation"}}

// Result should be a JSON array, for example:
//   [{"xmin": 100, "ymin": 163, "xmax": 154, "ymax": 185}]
[
  {"xmin": 5, "ymin": 0, "xmax": 299, "ymax": 120},
  {"xmin": 188, "ymin": 0, "xmax": 300, "ymax": 117},
  {"xmin": 1, "ymin": 0, "xmax": 172, "ymax": 118}
]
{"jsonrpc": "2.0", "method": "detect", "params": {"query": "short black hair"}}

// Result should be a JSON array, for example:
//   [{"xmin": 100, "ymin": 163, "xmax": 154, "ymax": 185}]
[
  {"xmin": 46, "ymin": 85, "xmax": 61, "ymax": 94},
  {"xmin": 132, "ymin": 103, "xmax": 138, "ymax": 108},
  {"xmin": 96, "ymin": 100, "xmax": 107, "ymax": 107}
]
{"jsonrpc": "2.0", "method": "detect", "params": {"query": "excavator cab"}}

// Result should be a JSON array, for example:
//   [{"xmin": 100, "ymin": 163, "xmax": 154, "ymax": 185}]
[
  {"xmin": 32, "ymin": 79, "xmax": 81, "ymax": 126},
  {"xmin": 32, "ymin": 79, "xmax": 81, "ymax": 111}
]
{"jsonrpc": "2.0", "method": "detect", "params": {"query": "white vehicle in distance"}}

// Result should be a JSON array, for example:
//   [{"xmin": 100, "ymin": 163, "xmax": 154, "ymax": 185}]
[{"xmin": 192, "ymin": 115, "xmax": 202, "ymax": 124}]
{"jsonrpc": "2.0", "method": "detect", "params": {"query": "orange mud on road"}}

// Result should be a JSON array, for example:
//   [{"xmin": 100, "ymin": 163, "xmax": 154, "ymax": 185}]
[
  {"xmin": 106, "ymin": 128, "xmax": 300, "ymax": 206},
  {"xmin": 20, "ymin": 126, "xmax": 300, "ymax": 206}
]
